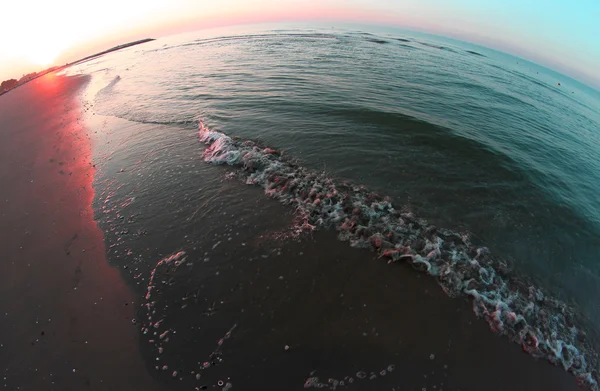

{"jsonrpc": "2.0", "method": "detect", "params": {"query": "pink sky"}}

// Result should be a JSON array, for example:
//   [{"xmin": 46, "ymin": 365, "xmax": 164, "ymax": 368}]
[{"xmin": 1, "ymin": 0, "xmax": 598, "ymax": 88}]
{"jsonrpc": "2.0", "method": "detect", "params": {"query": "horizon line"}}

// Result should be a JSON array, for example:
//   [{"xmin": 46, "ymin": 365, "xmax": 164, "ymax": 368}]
[{"xmin": 4, "ymin": 20, "xmax": 600, "ymax": 94}]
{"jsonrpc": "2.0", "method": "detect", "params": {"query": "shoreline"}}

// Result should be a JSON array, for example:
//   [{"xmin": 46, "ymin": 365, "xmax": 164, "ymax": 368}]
[{"xmin": 83, "ymin": 110, "xmax": 587, "ymax": 390}]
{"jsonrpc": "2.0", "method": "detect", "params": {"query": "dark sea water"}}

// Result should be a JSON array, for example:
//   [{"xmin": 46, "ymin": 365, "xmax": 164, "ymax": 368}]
[{"xmin": 65, "ymin": 23, "xmax": 600, "ymax": 389}]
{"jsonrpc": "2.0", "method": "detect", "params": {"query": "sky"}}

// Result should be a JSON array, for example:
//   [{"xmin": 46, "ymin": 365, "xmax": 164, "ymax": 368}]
[{"xmin": 0, "ymin": 0, "xmax": 598, "ymax": 88}]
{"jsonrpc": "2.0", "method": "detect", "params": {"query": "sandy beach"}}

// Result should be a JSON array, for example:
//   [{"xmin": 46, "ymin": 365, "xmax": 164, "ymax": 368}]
[{"xmin": 0, "ymin": 73, "xmax": 161, "ymax": 390}]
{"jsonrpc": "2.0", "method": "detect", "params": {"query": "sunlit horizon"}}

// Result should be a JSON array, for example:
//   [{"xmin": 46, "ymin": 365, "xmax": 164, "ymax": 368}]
[{"xmin": 0, "ymin": 0, "xmax": 598, "ymax": 89}]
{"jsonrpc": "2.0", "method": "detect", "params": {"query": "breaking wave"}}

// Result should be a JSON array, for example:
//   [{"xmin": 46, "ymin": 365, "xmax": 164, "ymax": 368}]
[{"xmin": 197, "ymin": 122, "xmax": 599, "ymax": 389}]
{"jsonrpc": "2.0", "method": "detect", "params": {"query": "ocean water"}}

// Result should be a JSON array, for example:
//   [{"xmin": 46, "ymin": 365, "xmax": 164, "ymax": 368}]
[{"xmin": 65, "ymin": 23, "xmax": 600, "ymax": 389}]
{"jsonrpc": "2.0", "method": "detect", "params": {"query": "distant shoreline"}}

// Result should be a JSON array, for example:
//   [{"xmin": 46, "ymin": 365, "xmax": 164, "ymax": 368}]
[
  {"xmin": 68, "ymin": 38, "xmax": 155, "ymax": 67},
  {"xmin": 0, "ymin": 38, "xmax": 155, "ymax": 96}
]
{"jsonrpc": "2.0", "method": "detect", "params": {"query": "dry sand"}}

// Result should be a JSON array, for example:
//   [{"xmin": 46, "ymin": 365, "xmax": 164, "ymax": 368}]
[{"xmin": 0, "ymin": 73, "xmax": 161, "ymax": 390}]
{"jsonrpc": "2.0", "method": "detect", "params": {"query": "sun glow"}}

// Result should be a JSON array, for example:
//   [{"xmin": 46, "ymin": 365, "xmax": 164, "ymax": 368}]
[
  {"xmin": 0, "ymin": 0, "xmax": 173, "ymax": 77},
  {"xmin": 28, "ymin": 46, "xmax": 59, "ymax": 67}
]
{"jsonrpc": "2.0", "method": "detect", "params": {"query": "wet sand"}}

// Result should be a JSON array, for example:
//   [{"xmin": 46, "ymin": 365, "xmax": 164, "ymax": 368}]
[
  {"xmin": 82, "ymin": 112, "xmax": 585, "ymax": 391},
  {"xmin": 0, "ymin": 73, "xmax": 161, "ymax": 390}
]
